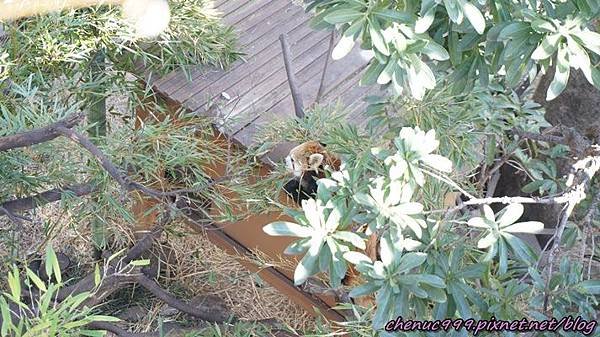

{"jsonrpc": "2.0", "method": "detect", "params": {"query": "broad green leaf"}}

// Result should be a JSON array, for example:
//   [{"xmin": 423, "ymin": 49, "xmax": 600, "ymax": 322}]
[
  {"xmin": 567, "ymin": 37, "xmax": 593, "ymax": 84},
  {"xmin": 503, "ymin": 232, "xmax": 536, "ymax": 264},
  {"xmin": 457, "ymin": 263, "xmax": 486, "ymax": 279},
  {"xmin": 361, "ymin": 61, "xmax": 386, "ymax": 86},
  {"xmin": 503, "ymin": 221, "xmax": 545, "ymax": 233},
  {"xmin": 349, "ymin": 282, "xmax": 380, "ymax": 297},
  {"xmin": 531, "ymin": 34, "xmax": 560, "ymax": 60},
  {"xmin": 343, "ymin": 251, "xmax": 372, "ymax": 265},
  {"xmin": 369, "ymin": 18, "xmax": 390, "ymax": 56},
  {"xmin": 531, "ymin": 19, "xmax": 556, "ymax": 33},
  {"xmin": 374, "ymin": 9, "xmax": 413, "ymax": 23},
  {"xmin": 477, "ymin": 232, "xmax": 498, "ymax": 249},
  {"xmin": 497, "ymin": 203, "xmax": 524, "ymax": 227},
  {"xmin": 498, "ymin": 237, "xmax": 508, "ymax": 274},
  {"xmin": 284, "ymin": 238, "xmax": 311, "ymax": 255},
  {"xmin": 8, "ymin": 267, "xmax": 21, "ymax": 300},
  {"xmin": 332, "ymin": 231, "xmax": 366, "ymax": 249},
  {"xmin": 398, "ymin": 252, "xmax": 427, "ymax": 273},
  {"xmin": 417, "ymin": 274, "xmax": 446, "ymax": 288},
  {"xmin": 462, "ymin": 2, "xmax": 485, "ymax": 34},
  {"xmin": 294, "ymin": 237, "xmax": 323, "ymax": 285},
  {"xmin": 577, "ymin": 30, "xmax": 600, "ymax": 56},
  {"xmin": 332, "ymin": 35, "xmax": 356, "ymax": 60},
  {"xmin": 323, "ymin": 9, "xmax": 363, "ymax": 24},
  {"xmin": 578, "ymin": 280, "xmax": 600, "ymax": 294},
  {"xmin": 546, "ymin": 45, "xmax": 570, "ymax": 100},
  {"xmin": 423, "ymin": 40, "xmax": 450, "ymax": 61},
  {"xmin": 415, "ymin": 5, "xmax": 437, "ymax": 33},
  {"xmin": 498, "ymin": 22, "xmax": 531, "ymax": 41},
  {"xmin": 444, "ymin": 0, "xmax": 464, "ymax": 23},
  {"xmin": 521, "ymin": 180, "xmax": 544, "ymax": 193},
  {"xmin": 263, "ymin": 221, "xmax": 312, "ymax": 237}
]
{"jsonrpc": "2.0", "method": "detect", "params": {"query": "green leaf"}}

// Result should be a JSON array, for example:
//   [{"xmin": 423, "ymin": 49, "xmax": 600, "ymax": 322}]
[
  {"xmin": 1, "ymin": 297, "xmax": 11, "ymax": 337},
  {"xmin": 284, "ymin": 238, "xmax": 311, "ymax": 255},
  {"xmin": 332, "ymin": 231, "xmax": 366, "ymax": 249},
  {"xmin": 294, "ymin": 238, "xmax": 323, "ymax": 285},
  {"xmin": 94, "ymin": 263, "xmax": 101, "ymax": 287},
  {"xmin": 531, "ymin": 19, "xmax": 556, "ymax": 33},
  {"xmin": 263, "ymin": 221, "xmax": 312, "ymax": 238},
  {"xmin": 498, "ymin": 237, "xmax": 508, "ymax": 274},
  {"xmin": 377, "ymin": 57, "xmax": 397, "ymax": 84},
  {"xmin": 332, "ymin": 35, "xmax": 355, "ymax": 60},
  {"xmin": 578, "ymin": 280, "xmax": 600, "ymax": 294},
  {"xmin": 398, "ymin": 252, "xmax": 427, "ymax": 273},
  {"xmin": 129, "ymin": 259, "xmax": 151, "ymax": 266},
  {"xmin": 577, "ymin": 30, "xmax": 600, "ymax": 56},
  {"xmin": 521, "ymin": 180, "xmax": 544, "ymax": 193},
  {"xmin": 503, "ymin": 221, "xmax": 545, "ymax": 234},
  {"xmin": 26, "ymin": 268, "xmax": 47, "ymax": 292},
  {"xmin": 343, "ymin": 251, "xmax": 372, "ymax": 265},
  {"xmin": 415, "ymin": 5, "xmax": 437, "ymax": 33},
  {"xmin": 498, "ymin": 22, "xmax": 531, "ymax": 41},
  {"xmin": 323, "ymin": 9, "xmax": 364, "ymax": 24},
  {"xmin": 349, "ymin": 282, "xmax": 380, "ymax": 297},
  {"xmin": 546, "ymin": 45, "xmax": 570, "ymax": 100},
  {"xmin": 369, "ymin": 18, "xmax": 390, "ymax": 56},
  {"xmin": 497, "ymin": 203, "xmax": 524, "ymax": 227},
  {"xmin": 462, "ymin": 2, "xmax": 485, "ymax": 34},
  {"xmin": 8, "ymin": 267, "xmax": 21, "ymax": 300},
  {"xmin": 531, "ymin": 34, "xmax": 560, "ymax": 60},
  {"xmin": 459, "ymin": 263, "xmax": 486, "ymax": 279},
  {"xmin": 444, "ymin": 0, "xmax": 464, "ymax": 23},
  {"xmin": 423, "ymin": 40, "xmax": 450, "ymax": 61},
  {"xmin": 567, "ymin": 37, "xmax": 593, "ymax": 84},
  {"xmin": 416, "ymin": 274, "xmax": 446, "ymax": 288},
  {"xmin": 503, "ymin": 232, "xmax": 536, "ymax": 264},
  {"xmin": 374, "ymin": 9, "xmax": 413, "ymax": 23}
]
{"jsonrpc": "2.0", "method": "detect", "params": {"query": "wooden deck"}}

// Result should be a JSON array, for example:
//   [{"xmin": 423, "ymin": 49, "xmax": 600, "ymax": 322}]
[{"xmin": 152, "ymin": 0, "xmax": 378, "ymax": 157}]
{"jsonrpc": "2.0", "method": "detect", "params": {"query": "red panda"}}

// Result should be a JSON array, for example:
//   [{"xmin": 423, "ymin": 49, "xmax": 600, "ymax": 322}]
[
  {"xmin": 282, "ymin": 141, "xmax": 377, "ymax": 309},
  {"xmin": 283, "ymin": 141, "xmax": 341, "ymax": 204}
]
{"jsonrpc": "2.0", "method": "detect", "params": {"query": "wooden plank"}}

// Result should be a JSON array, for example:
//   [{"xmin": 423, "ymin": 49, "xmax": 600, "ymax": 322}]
[
  {"xmin": 161, "ymin": 1, "xmax": 299, "ymax": 96},
  {"xmin": 227, "ymin": 51, "xmax": 331, "ymax": 147},
  {"xmin": 204, "ymin": 33, "xmax": 330, "ymax": 127},
  {"xmin": 182, "ymin": 26, "xmax": 322, "ymax": 113},
  {"xmin": 222, "ymin": 0, "xmax": 280, "ymax": 26},
  {"xmin": 216, "ymin": 0, "xmax": 251, "ymax": 18},
  {"xmin": 168, "ymin": 5, "xmax": 307, "ymax": 103}
]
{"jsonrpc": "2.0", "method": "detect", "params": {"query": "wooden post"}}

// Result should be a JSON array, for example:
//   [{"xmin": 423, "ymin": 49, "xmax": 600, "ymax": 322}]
[{"xmin": 279, "ymin": 34, "xmax": 305, "ymax": 119}]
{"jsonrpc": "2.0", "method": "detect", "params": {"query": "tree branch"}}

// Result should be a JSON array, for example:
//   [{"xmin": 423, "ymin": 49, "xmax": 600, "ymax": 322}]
[
  {"xmin": 0, "ymin": 113, "xmax": 84, "ymax": 152},
  {"xmin": 0, "ymin": 183, "xmax": 96, "ymax": 216}
]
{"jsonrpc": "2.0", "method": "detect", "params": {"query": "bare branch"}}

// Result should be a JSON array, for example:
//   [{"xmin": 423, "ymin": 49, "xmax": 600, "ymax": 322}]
[
  {"xmin": 0, "ymin": 113, "xmax": 85, "ymax": 152},
  {"xmin": 279, "ymin": 34, "xmax": 304, "ymax": 119},
  {"xmin": 0, "ymin": 183, "xmax": 96, "ymax": 216}
]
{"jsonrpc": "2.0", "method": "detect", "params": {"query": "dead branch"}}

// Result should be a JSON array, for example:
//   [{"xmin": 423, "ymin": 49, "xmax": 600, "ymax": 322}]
[
  {"xmin": 131, "ymin": 273, "xmax": 231, "ymax": 323},
  {"xmin": 0, "ymin": 183, "xmax": 96, "ymax": 217},
  {"xmin": 279, "ymin": 34, "xmax": 304, "ymax": 119},
  {"xmin": 0, "ymin": 113, "xmax": 85, "ymax": 152},
  {"xmin": 86, "ymin": 322, "xmax": 158, "ymax": 337}
]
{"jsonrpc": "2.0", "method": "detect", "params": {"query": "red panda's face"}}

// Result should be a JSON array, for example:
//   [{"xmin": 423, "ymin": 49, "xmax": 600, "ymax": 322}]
[{"xmin": 285, "ymin": 141, "xmax": 329, "ymax": 177}]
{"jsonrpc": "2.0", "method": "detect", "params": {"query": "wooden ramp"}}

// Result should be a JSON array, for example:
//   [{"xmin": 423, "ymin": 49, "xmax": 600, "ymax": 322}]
[
  {"xmin": 152, "ymin": 0, "xmax": 378, "ymax": 151},
  {"xmin": 147, "ymin": 0, "xmax": 380, "ymax": 322}
]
